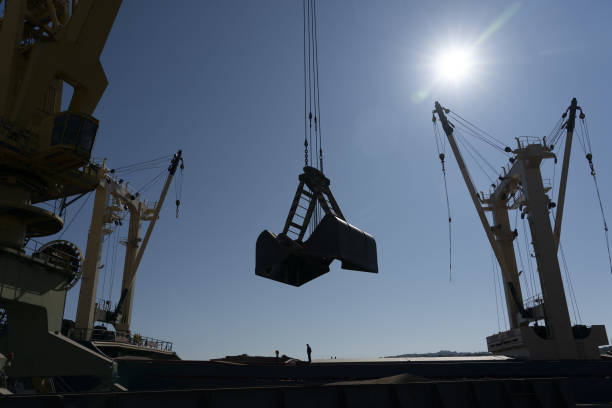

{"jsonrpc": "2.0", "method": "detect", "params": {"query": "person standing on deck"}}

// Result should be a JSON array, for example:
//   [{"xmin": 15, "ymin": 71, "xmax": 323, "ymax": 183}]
[{"xmin": 306, "ymin": 344, "xmax": 312, "ymax": 363}]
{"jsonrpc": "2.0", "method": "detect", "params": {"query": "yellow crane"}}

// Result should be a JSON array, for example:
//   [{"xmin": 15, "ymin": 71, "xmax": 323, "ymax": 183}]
[{"xmin": 0, "ymin": 0, "xmax": 123, "ymax": 387}]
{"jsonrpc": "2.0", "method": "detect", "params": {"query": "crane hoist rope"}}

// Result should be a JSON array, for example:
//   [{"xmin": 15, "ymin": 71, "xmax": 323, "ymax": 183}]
[
  {"xmin": 304, "ymin": 0, "xmax": 325, "ymax": 230},
  {"xmin": 548, "ymin": 104, "xmax": 611, "ymax": 275},
  {"xmin": 58, "ymin": 192, "xmax": 93, "ymax": 240},
  {"xmin": 576, "ymin": 113, "xmax": 612, "ymax": 275},
  {"xmin": 432, "ymin": 114, "xmax": 452, "ymax": 281},
  {"xmin": 304, "ymin": 0, "xmax": 324, "ymax": 173}
]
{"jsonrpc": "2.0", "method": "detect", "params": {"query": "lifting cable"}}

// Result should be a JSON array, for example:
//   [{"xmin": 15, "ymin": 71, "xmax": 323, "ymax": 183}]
[
  {"xmin": 559, "ymin": 241, "xmax": 582, "ymax": 324},
  {"xmin": 491, "ymin": 250, "xmax": 502, "ymax": 333},
  {"xmin": 445, "ymin": 109, "xmax": 512, "ymax": 189},
  {"xmin": 108, "ymin": 220, "xmax": 121, "ymax": 301},
  {"xmin": 302, "ymin": 0, "xmax": 308, "ymax": 167},
  {"xmin": 455, "ymin": 132, "xmax": 498, "ymax": 184},
  {"xmin": 575, "ymin": 111, "xmax": 612, "ymax": 275},
  {"xmin": 136, "ymin": 168, "xmax": 167, "ymax": 194},
  {"xmin": 100, "ymin": 232, "xmax": 112, "ymax": 300},
  {"xmin": 313, "ymin": 0, "xmax": 323, "ymax": 173},
  {"xmin": 175, "ymin": 160, "xmax": 184, "ymax": 218},
  {"xmin": 448, "ymin": 111, "xmax": 511, "ymax": 154},
  {"xmin": 58, "ymin": 192, "xmax": 92, "ymax": 240},
  {"xmin": 111, "ymin": 154, "xmax": 172, "ymax": 175},
  {"xmin": 548, "ymin": 149, "xmax": 582, "ymax": 324},
  {"xmin": 514, "ymin": 209, "xmax": 534, "ymax": 302},
  {"xmin": 303, "ymin": 0, "xmax": 325, "ymax": 229},
  {"xmin": 521, "ymin": 215, "xmax": 540, "ymax": 302},
  {"xmin": 547, "ymin": 115, "xmax": 565, "ymax": 148},
  {"xmin": 432, "ymin": 115, "xmax": 452, "ymax": 281}
]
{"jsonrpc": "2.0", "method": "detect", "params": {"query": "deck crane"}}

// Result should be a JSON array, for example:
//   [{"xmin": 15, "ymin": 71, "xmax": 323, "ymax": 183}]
[
  {"xmin": 74, "ymin": 151, "xmax": 184, "ymax": 339},
  {"xmin": 0, "ymin": 0, "xmax": 123, "ymax": 384},
  {"xmin": 255, "ymin": 0, "xmax": 377, "ymax": 286},
  {"xmin": 433, "ymin": 99, "xmax": 607, "ymax": 359}
]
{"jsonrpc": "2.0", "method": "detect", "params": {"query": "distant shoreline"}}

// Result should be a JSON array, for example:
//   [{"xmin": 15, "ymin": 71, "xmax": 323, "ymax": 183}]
[{"xmin": 384, "ymin": 350, "xmax": 491, "ymax": 358}]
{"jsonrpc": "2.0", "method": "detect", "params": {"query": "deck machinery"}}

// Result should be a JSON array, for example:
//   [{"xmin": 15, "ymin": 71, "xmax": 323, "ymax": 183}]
[{"xmin": 433, "ymin": 100, "xmax": 607, "ymax": 360}]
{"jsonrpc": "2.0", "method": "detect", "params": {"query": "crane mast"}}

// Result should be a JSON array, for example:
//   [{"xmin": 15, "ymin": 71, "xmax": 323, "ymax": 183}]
[{"xmin": 433, "ymin": 100, "xmax": 607, "ymax": 360}]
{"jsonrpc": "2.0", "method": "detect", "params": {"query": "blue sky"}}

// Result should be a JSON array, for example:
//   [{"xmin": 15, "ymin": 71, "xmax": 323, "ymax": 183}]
[{"xmin": 54, "ymin": 0, "xmax": 612, "ymax": 360}]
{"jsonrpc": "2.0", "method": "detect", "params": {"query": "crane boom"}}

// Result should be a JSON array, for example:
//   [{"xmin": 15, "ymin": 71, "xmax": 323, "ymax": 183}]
[
  {"xmin": 433, "ymin": 102, "xmax": 504, "ymax": 266},
  {"xmin": 553, "ymin": 98, "xmax": 578, "ymax": 253}
]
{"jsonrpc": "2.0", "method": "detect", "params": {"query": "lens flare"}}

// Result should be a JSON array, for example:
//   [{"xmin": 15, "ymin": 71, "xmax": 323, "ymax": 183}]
[{"xmin": 434, "ymin": 47, "xmax": 474, "ymax": 84}]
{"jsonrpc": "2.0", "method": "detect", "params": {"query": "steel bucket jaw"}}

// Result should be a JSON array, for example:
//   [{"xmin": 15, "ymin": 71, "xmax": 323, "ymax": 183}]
[
  {"xmin": 305, "ymin": 214, "xmax": 378, "ymax": 273},
  {"xmin": 255, "ymin": 230, "xmax": 331, "ymax": 287}
]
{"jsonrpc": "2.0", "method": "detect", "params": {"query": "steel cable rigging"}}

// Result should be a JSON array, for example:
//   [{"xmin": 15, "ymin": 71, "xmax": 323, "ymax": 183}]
[
  {"xmin": 175, "ymin": 161, "xmax": 184, "ymax": 218},
  {"xmin": 577, "ymin": 115, "xmax": 612, "ymax": 275},
  {"xmin": 432, "ymin": 114, "xmax": 452, "ymax": 281},
  {"xmin": 547, "ymin": 154, "xmax": 582, "ymax": 325},
  {"xmin": 549, "ymin": 106, "xmax": 612, "ymax": 275},
  {"xmin": 110, "ymin": 155, "xmax": 172, "ymax": 175},
  {"xmin": 304, "ymin": 0, "xmax": 325, "ymax": 229},
  {"xmin": 58, "ymin": 192, "xmax": 93, "ymax": 240}
]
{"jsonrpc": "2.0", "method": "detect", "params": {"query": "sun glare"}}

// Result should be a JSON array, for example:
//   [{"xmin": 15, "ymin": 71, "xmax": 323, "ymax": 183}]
[{"xmin": 434, "ymin": 47, "xmax": 474, "ymax": 84}]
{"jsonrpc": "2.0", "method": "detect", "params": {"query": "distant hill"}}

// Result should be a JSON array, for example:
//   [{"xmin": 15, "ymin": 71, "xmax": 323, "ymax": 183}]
[
  {"xmin": 385, "ymin": 350, "xmax": 491, "ymax": 358},
  {"xmin": 387, "ymin": 347, "xmax": 612, "ymax": 358}
]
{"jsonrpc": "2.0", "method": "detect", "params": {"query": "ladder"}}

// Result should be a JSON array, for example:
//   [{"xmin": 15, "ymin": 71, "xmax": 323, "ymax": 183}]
[{"xmin": 281, "ymin": 166, "xmax": 345, "ymax": 242}]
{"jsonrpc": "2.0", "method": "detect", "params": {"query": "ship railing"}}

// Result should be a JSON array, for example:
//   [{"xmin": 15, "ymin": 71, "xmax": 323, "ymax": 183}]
[
  {"xmin": 96, "ymin": 298, "xmax": 115, "ymax": 312},
  {"xmin": 515, "ymin": 136, "xmax": 544, "ymax": 149},
  {"xmin": 524, "ymin": 293, "xmax": 543, "ymax": 310},
  {"xmin": 71, "ymin": 328, "xmax": 173, "ymax": 352},
  {"xmin": 116, "ymin": 332, "xmax": 173, "ymax": 352},
  {"xmin": 24, "ymin": 238, "xmax": 46, "ymax": 255},
  {"xmin": 25, "ymin": 238, "xmax": 81, "ymax": 271}
]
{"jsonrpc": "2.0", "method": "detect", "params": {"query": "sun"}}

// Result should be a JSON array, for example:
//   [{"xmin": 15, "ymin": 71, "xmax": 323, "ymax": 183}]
[{"xmin": 434, "ymin": 47, "xmax": 475, "ymax": 84}]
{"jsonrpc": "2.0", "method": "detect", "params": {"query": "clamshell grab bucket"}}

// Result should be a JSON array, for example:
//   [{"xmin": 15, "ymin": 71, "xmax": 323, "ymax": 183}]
[
  {"xmin": 255, "ymin": 167, "xmax": 378, "ymax": 287},
  {"xmin": 256, "ymin": 215, "xmax": 377, "ymax": 287}
]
